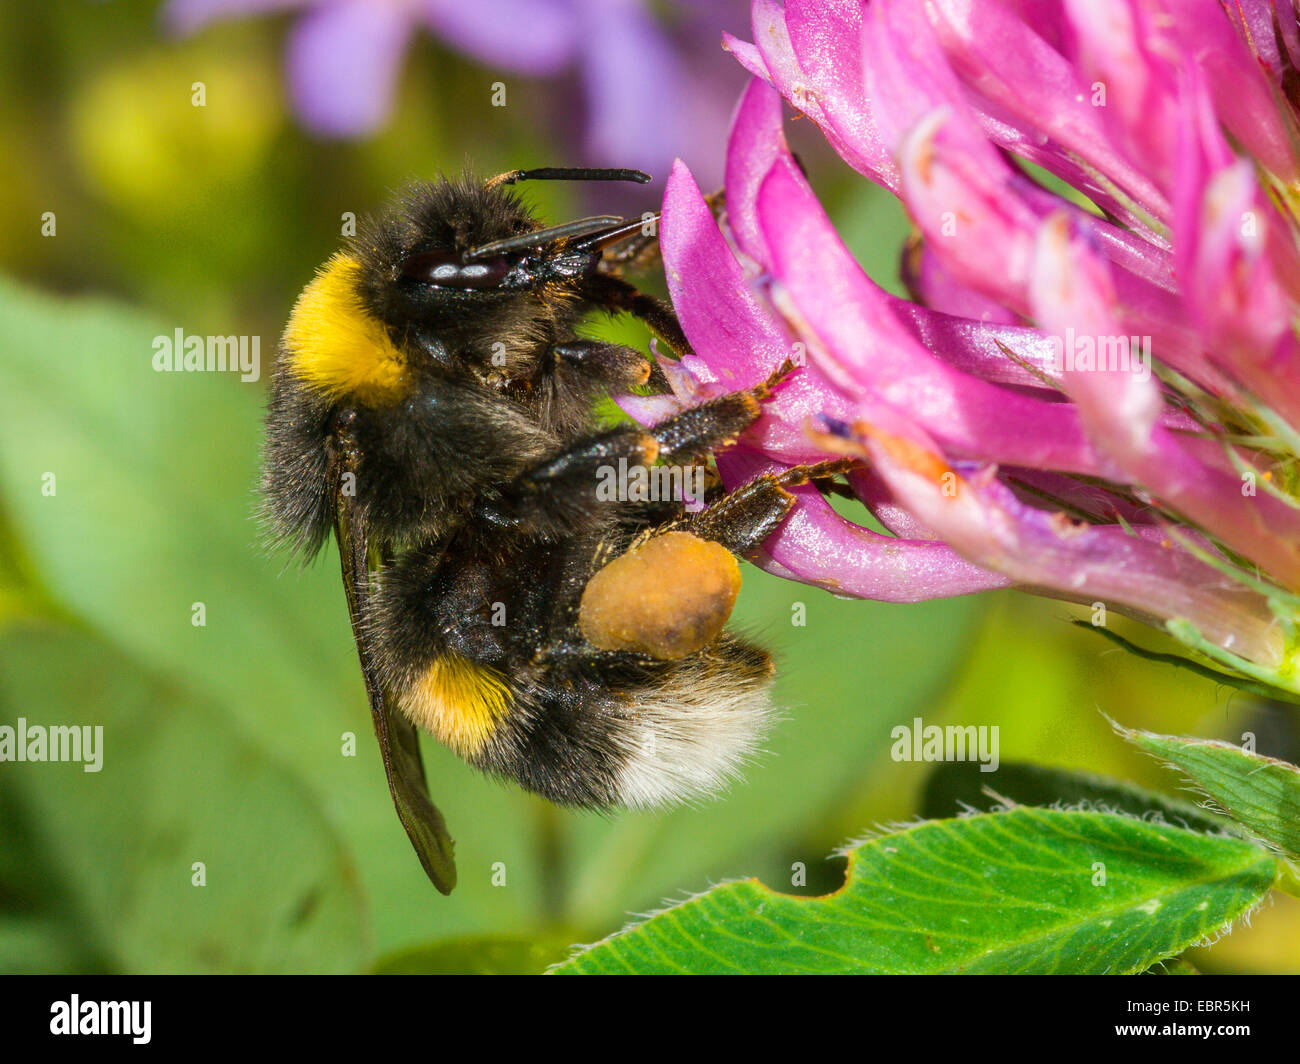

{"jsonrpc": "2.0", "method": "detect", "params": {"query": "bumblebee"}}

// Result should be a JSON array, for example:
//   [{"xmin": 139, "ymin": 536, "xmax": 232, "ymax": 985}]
[{"xmin": 262, "ymin": 167, "xmax": 840, "ymax": 893}]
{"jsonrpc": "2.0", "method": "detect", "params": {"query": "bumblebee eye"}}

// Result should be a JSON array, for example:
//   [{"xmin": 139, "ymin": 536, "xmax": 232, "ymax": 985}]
[{"xmin": 401, "ymin": 250, "xmax": 512, "ymax": 290}]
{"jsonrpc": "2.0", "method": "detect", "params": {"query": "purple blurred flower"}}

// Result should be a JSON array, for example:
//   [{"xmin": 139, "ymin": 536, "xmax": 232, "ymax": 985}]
[
  {"xmin": 163, "ymin": 0, "xmax": 743, "ymax": 178},
  {"xmin": 626, "ymin": 0, "xmax": 1300, "ymax": 691}
]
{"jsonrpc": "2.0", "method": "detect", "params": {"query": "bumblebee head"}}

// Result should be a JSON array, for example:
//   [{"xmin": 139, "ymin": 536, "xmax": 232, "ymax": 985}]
[{"xmin": 280, "ymin": 168, "xmax": 651, "ymax": 406}]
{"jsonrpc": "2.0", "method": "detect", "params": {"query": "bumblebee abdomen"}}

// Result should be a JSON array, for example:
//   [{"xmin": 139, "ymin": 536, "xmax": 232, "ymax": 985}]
[
  {"xmin": 372, "ymin": 523, "xmax": 776, "ymax": 809},
  {"xmin": 479, "ymin": 638, "xmax": 777, "ymax": 809},
  {"xmin": 384, "ymin": 637, "xmax": 777, "ymax": 810},
  {"xmin": 397, "ymin": 653, "xmax": 515, "ymax": 760}
]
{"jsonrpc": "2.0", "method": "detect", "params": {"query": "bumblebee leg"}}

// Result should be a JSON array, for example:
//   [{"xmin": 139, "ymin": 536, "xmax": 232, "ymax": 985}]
[
  {"xmin": 542, "ymin": 462, "xmax": 849, "ymax": 666},
  {"xmin": 598, "ymin": 220, "xmax": 663, "ymax": 271},
  {"xmin": 678, "ymin": 475, "xmax": 796, "ymax": 555},
  {"xmin": 599, "ymin": 190, "xmax": 725, "ymax": 271},
  {"xmin": 569, "ymin": 459, "xmax": 846, "ymax": 664},
  {"xmin": 475, "ymin": 428, "xmax": 662, "ymax": 535},
  {"xmin": 551, "ymin": 340, "xmax": 652, "ymax": 391},
  {"xmin": 647, "ymin": 359, "xmax": 796, "ymax": 459},
  {"xmin": 678, "ymin": 459, "xmax": 856, "ymax": 555},
  {"xmin": 579, "ymin": 272, "xmax": 694, "ymax": 359},
  {"xmin": 478, "ymin": 366, "xmax": 795, "ymax": 536},
  {"xmin": 775, "ymin": 457, "xmax": 858, "ymax": 487}
]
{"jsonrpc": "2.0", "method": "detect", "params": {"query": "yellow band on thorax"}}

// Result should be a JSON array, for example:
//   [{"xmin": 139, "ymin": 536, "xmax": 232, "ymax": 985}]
[{"xmin": 283, "ymin": 253, "xmax": 412, "ymax": 405}]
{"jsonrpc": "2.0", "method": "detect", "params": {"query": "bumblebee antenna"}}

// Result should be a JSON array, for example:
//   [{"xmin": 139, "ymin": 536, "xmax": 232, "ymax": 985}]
[
  {"xmin": 464, "ymin": 215, "xmax": 624, "ymax": 261},
  {"xmin": 487, "ymin": 167, "xmax": 651, "ymax": 188}
]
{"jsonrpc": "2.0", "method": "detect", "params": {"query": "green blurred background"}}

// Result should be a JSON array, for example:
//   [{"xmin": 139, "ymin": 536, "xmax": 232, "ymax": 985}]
[{"xmin": 0, "ymin": 1, "xmax": 1296, "ymax": 974}]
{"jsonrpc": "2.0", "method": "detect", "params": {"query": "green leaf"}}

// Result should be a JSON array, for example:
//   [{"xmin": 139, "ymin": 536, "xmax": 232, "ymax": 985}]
[
  {"xmin": 1147, "ymin": 956, "xmax": 1200, "ymax": 974},
  {"xmin": 0, "ymin": 623, "xmax": 367, "ymax": 973},
  {"xmin": 553, "ymin": 808, "xmax": 1276, "ymax": 974},
  {"xmin": 921, "ymin": 760, "xmax": 1228, "ymax": 834},
  {"xmin": 1118, "ymin": 726, "xmax": 1300, "ymax": 859}
]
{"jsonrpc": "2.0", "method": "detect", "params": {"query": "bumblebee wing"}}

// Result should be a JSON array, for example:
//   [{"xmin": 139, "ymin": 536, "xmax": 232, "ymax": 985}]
[
  {"xmin": 333, "ymin": 453, "xmax": 457, "ymax": 895},
  {"xmin": 370, "ymin": 691, "xmax": 458, "ymax": 896}
]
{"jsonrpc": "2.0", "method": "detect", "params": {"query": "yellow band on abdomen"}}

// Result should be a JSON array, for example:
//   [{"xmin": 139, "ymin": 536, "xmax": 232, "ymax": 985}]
[{"xmin": 399, "ymin": 654, "xmax": 513, "ymax": 758}]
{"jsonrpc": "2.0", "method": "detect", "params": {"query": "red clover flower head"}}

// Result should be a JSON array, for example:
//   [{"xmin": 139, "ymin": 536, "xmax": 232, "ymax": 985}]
[{"xmin": 626, "ymin": 0, "xmax": 1300, "ymax": 695}]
